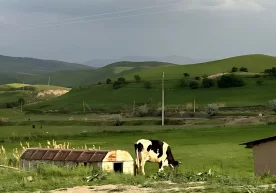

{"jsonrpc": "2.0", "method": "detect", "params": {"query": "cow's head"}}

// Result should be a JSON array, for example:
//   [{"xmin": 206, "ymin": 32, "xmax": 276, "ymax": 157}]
[{"xmin": 169, "ymin": 160, "xmax": 182, "ymax": 168}]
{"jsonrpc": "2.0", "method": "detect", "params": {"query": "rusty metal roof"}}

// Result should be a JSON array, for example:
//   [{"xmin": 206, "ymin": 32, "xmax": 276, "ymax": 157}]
[
  {"xmin": 240, "ymin": 135, "xmax": 276, "ymax": 149},
  {"xmin": 20, "ymin": 148, "xmax": 109, "ymax": 162}
]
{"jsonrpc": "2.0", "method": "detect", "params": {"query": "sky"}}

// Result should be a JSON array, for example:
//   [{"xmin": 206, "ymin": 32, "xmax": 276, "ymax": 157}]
[{"xmin": 0, "ymin": 0, "xmax": 276, "ymax": 63}]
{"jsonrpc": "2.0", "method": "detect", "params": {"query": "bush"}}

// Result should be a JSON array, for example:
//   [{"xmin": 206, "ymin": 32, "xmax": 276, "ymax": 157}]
[
  {"xmin": 183, "ymin": 73, "xmax": 190, "ymax": 77},
  {"xmin": 195, "ymin": 77, "xmax": 201, "ymax": 80},
  {"xmin": 98, "ymin": 81, "xmax": 102, "ymax": 85},
  {"xmin": 189, "ymin": 81, "xmax": 199, "ymax": 89},
  {"xmin": 118, "ymin": 77, "xmax": 126, "ymax": 84},
  {"xmin": 202, "ymin": 78, "xmax": 215, "ymax": 88},
  {"xmin": 156, "ymin": 107, "xmax": 166, "ymax": 116},
  {"xmin": 264, "ymin": 67, "xmax": 276, "ymax": 77},
  {"xmin": 137, "ymin": 104, "xmax": 149, "ymax": 116},
  {"xmin": 106, "ymin": 78, "xmax": 112, "ymax": 84},
  {"xmin": 113, "ymin": 81, "xmax": 121, "ymax": 89},
  {"xmin": 144, "ymin": 81, "xmax": 152, "ymax": 89},
  {"xmin": 269, "ymin": 100, "xmax": 276, "ymax": 113},
  {"xmin": 240, "ymin": 67, "xmax": 248, "ymax": 72},
  {"xmin": 231, "ymin": 67, "xmax": 238, "ymax": 72},
  {"xmin": 204, "ymin": 104, "xmax": 219, "ymax": 117},
  {"xmin": 179, "ymin": 78, "xmax": 188, "ymax": 88},
  {"xmin": 217, "ymin": 74, "xmax": 245, "ymax": 88},
  {"xmin": 134, "ymin": 75, "xmax": 141, "ymax": 83},
  {"xmin": 113, "ymin": 115, "xmax": 122, "ymax": 126},
  {"xmin": 256, "ymin": 79, "xmax": 264, "ymax": 86}
]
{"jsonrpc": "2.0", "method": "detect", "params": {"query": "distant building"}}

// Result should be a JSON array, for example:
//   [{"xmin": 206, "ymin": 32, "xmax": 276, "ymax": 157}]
[
  {"xmin": 20, "ymin": 148, "xmax": 134, "ymax": 175},
  {"xmin": 240, "ymin": 136, "xmax": 276, "ymax": 176}
]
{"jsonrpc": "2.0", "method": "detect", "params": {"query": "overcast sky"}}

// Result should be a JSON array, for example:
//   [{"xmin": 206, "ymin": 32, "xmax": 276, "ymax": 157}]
[{"xmin": 0, "ymin": 0, "xmax": 276, "ymax": 63}]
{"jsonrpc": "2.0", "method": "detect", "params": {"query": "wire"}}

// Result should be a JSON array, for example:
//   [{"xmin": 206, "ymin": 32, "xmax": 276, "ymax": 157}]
[
  {"xmin": 9, "ymin": 8, "xmax": 184, "ymax": 31},
  {"xmin": 1, "ymin": 1, "xmax": 186, "ymax": 30}
]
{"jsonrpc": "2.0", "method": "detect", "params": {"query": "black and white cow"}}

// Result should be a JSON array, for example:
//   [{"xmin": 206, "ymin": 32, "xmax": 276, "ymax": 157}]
[{"xmin": 134, "ymin": 139, "xmax": 181, "ymax": 175}]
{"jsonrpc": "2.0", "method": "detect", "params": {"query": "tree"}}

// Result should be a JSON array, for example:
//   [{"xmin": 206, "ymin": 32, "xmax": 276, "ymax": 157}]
[
  {"xmin": 217, "ymin": 74, "xmax": 245, "ymax": 88},
  {"xmin": 113, "ymin": 81, "xmax": 121, "ymax": 89},
  {"xmin": 98, "ymin": 81, "xmax": 102, "ymax": 85},
  {"xmin": 269, "ymin": 100, "xmax": 276, "ymax": 113},
  {"xmin": 264, "ymin": 67, "xmax": 276, "ymax": 77},
  {"xmin": 179, "ymin": 78, "xmax": 188, "ymax": 88},
  {"xmin": 118, "ymin": 77, "xmax": 126, "ymax": 84},
  {"xmin": 232, "ymin": 67, "xmax": 238, "ymax": 72},
  {"xmin": 183, "ymin": 73, "xmax": 190, "ymax": 77},
  {"xmin": 189, "ymin": 81, "xmax": 199, "ymax": 89},
  {"xmin": 134, "ymin": 75, "xmax": 141, "ymax": 83},
  {"xmin": 106, "ymin": 78, "xmax": 112, "ymax": 84},
  {"xmin": 240, "ymin": 67, "xmax": 248, "ymax": 72},
  {"xmin": 195, "ymin": 77, "xmax": 201, "ymax": 80},
  {"xmin": 256, "ymin": 79, "xmax": 264, "ymax": 86},
  {"xmin": 204, "ymin": 104, "xmax": 219, "ymax": 117},
  {"xmin": 202, "ymin": 78, "xmax": 216, "ymax": 88},
  {"xmin": 144, "ymin": 81, "xmax": 152, "ymax": 89}
]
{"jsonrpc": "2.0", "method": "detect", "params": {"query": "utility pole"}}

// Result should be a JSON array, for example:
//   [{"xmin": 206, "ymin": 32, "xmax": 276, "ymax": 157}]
[
  {"xmin": 194, "ymin": 99, "xmax": 196, "ymax": 113},
  {"xmin": 162, "ymin": 72, "xmax": 165, "ymax": 126},
  {"xmin": 48, "ymin": 76, "xmax": 51, "ymax": 86}
]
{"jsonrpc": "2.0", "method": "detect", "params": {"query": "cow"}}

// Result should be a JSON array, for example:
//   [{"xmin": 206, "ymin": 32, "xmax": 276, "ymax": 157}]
[{"xmin": 134, "ymin": 139, "xmax": 181, "ymax": 175}]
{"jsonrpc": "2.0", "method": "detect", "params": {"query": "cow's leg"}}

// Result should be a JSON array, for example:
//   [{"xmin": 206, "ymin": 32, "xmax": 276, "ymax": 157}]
[
  {"xmin": 158, "ymin": 161, "xmax": 164, "ymax": 173},
  {"xmin": 141, "ymin": 160, "xmax": 146, "ymax": 175}
]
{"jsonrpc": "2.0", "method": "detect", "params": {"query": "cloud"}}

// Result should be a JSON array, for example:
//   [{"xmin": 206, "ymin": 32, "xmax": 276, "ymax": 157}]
[
  {"xmin": 183, "ymin": 0, "xmax": 265, "ymax": 12},
  {"xmin": 0, "ymin": 16, "xmax": 7, "ymax": 24}
]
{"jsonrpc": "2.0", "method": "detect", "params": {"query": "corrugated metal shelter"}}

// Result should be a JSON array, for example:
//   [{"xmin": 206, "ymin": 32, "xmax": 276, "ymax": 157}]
[
  {"xmin": 240, "ymin": 136, "xmax": 276, "ymax": 176},
  {"xmin": 20, "ymin": 148, "xmax": 134, "ymax": 175}
]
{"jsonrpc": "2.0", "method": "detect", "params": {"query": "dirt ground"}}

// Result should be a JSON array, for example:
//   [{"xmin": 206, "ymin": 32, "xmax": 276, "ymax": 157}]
[{"xmin": 49, "ymin": 184, "xmax": 153, "ymax": 193}]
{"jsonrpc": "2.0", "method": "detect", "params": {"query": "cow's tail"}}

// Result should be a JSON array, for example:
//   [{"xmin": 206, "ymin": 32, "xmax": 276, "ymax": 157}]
[{"xmin": 134, "ymin": 143, "xmax": 140, "ymax": 175}]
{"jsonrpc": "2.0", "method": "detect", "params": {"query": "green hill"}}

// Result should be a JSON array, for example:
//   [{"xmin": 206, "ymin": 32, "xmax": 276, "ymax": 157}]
[
  {"xmin": 123, "ymin": 54, "xmax": 276, "ymax": 80},
  {"xmin": 0, "ymin": 83, "xmax": 70, "ymax": 109},
  {"xmin": 25, "ymin": 61, "xmax": 174, "ymax": 87},
  {"xmin": 0, "ymin": 54, "xmax": 91, "ymax": 74},
  {"xmin": 26, "ymin": 54, "xmax": 276, "ymax": 113}
]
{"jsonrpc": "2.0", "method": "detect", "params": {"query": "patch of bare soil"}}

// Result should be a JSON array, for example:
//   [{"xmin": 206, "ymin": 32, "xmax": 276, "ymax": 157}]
[
  {"xmin": 207, "ymin": 72, "xmax": 229, "ymax": 79},
  {"xmin": 49, "ymin": 184, "xmax": 153, "ymax": 193},
  {"xmin": 37, "ymin": 90, "xmax": 69, "ymax": 97},
  {"xmin": 227, "ymin": 117, "xmax": 262, "ymax": 125}
]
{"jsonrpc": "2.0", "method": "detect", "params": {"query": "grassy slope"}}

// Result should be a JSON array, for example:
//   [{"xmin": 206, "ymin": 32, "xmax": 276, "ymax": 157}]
[
  {"xmin": 0, "ymin": 54, "xmax": 90, "ymax": 74},
  {"xmin": 124, "ymin": 54, "xmax": 276, "ymax": 80},
  {"xmin": 28, "ymin": 77, "xmax": 276, "ymax": 112},
  {"xmin": 26, "ymin": 61, "xmax": 174, "ymax": 87},
  {"xmin": 0, "ymin": 83, "xmax": 69, "ymax": 108}
]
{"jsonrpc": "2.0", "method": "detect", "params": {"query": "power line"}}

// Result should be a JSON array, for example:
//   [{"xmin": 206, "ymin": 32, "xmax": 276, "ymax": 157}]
[
  {"xmin": 1, "ymin": 0, "xmax": 185, "ymax": 30},
  {"xmin": 9, "ymin": 8, "xmax": 184, "ymax": 31}
]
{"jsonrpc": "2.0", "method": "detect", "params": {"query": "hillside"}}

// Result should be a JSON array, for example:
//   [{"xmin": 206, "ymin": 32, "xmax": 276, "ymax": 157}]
[
  {"xmin": 25, "ymin": 61, "xmax": 175, "ymax": 87},
  {"xmin": 123, "ymin": 54, "xmax": 276, "ymax": 80},
  {"xmin": 0, "ymin": 54, "xmax": 91, "ymax": 75},
  {"xmin": 0, "ymin": 83, "xmax": 70, "ymax": 109},
  {"xmin": 27, "ymin": 76, "xmax": 276, "ymax": 113}
]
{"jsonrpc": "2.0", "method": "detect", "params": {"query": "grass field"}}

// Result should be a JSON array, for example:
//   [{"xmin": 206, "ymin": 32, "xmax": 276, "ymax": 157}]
[
  {"xmin": 124, "ymin": 54, "xmax": 276, "ymax": 81},
  {"xmin": 1, "ymin": 124, "xmax": 276, "ymax": 192},
  {"xmin": 27, "ymin": 76, "xmax": 276, "ymax": 113}
]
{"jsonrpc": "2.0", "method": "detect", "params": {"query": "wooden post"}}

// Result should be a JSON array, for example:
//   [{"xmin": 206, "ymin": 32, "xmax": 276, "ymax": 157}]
[
  {"xmin": 194, "ymin": 99, "xmax": 195, "ymax": 113},
  {"xmin": 133, "ymin": 100, "xmax": 136, "ymax": 115},
  {"xmin": 83, "ymin": 99, "xmax": 85, "ymax": 112},
  {"xmin": 162, "ymin": 72, "xmax": 164, "ymax": 126}
]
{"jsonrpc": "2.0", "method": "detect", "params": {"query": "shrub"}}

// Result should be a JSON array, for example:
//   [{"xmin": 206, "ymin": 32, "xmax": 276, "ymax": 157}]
[
  {"xmin": 269, "ymin": 100, "xmax": 276, "ymax": 113},
  {"xmin": 195, "ymin": 77, "xmax": 201, "ymax": 80},
  {"xmin": 179, "ymin": 78, "xmax": 188, "ymax": 88},
  {"xmin": 106, "ymin": 78, "xmax": 112, "ymax": 84},
  {"xmin": 253, "ymin": 74, "xmax": 261, "ymax": 78},
  {"xmin": 231, "ymin": 67, "xmax": 238, "ymax": 72},
  {"xmin": 189, "ymin": 81, "xmax": 199, "ymax": 89},
  {"xmin": 137, "ymin": 104, "xmax": 149, "ymax": 116},
  {"xmin": 204, "ymin": 104, "xmax": 219, "ymax": 117},
  {"xmin": 183, "ymin": 73, "xmax": 190, "ymax": 77},
  {"xmin": 113, "ymin": 115, "xmax": 122, "ymax": 126},
  {"xmin": 202, "ymin": 78, "xmax": 215, "ymax": 88},
  {"xmin": 264, "ymin": 67, "xmax": 276, "ymax": 77},
  {"xmin": 156, "ymin": 107, "xmax": 166, "ymax": 116},
  {"xmin": 217, "ymin": 74, "xmax": 245, "ymax": 88},
  {"xmin": 118, "ymin": 77, "xmax": 126, "ymax": 84},
  {"xmin": 112, "ymin": 81, "xmax": 121, "ymax": 89},
  {"xmin": 98, "ymin": 81, "xmax": 102, "ymax": 85},
  {"xmin": 256, "ymin": 79, "xmax": 264, "ymax": 86},
  {"xmin": 134, "ymin": 75, "xmax": 141, "ymax": 83},
  {"xmin": 144, "ymin": 81, "xmax": 152, "ymax": 89},
  {"xmin": 240, "ymin": 67, "xmax": 248, "ymax": 72}
]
